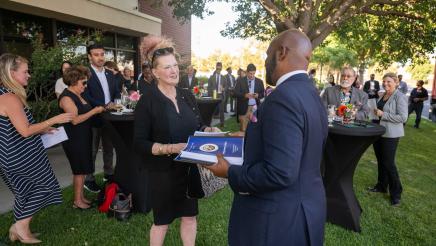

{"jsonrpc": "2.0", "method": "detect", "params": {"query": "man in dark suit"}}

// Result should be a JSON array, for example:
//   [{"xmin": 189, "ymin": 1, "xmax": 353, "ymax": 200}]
[
  {"xmin": 83, "ymin": 43, "xmax": 120, "ymax": 192},
  {"xmin": 363, "ymin": 73, "xmax": 380, "ymax": 99},
  {"xmin": 130, "ymin": 63, "xmax": 155, "ymax": 95},
  {"xmin": 207, "ymin": 62, "xmax": 228, "ymax": 127},
  {"xmin": 206, "ymin": 29, "xmax": 328, "ymax": 246},
  {"xmin": 233, "ymin": 63, "xmax": 264, "ymax": 132},
  {"xmin": 224, "ymin": 67, "xmax": 236, "ymax": 114},
  {"xmin": 178, "ymin": 65, "xmax": 198, "ymax": 90}
]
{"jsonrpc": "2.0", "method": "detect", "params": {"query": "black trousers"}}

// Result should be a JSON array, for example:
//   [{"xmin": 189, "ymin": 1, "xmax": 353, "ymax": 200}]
[
  {"xmin": 373, "ymin": 137, "xmax": 402, "ymax": 199},
  {"xmin": 86, "ymin": 127, "xmax": 114, "ymax": 182},
  {"xmin": 408, "ymin": 103, "xmax": 423, "ymax": 127}
]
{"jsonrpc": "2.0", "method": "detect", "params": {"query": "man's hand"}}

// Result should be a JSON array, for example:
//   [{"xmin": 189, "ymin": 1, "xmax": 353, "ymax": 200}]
[{"xmin": 204, "ymin": 153, "xmax": 229, "ymax": 178}]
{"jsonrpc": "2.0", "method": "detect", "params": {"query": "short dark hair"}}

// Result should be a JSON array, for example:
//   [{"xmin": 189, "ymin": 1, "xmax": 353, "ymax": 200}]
[
  {"xmin": 216, "ymin": 62, "xmax": 222, "ymax": 67},
  {"xmin": 63, "ymin": 65, "xmax": 91, "ymax": 86},
  {"xmin": 60, "ymin": 61, "xmax": 72, "ymax": 75},
  {"xmin": 246, "ymin": 63, "xmax": 256, "ymax": 72},
  {"xmin": 87, "ymin": 43, "xmax": 105, "ymax": 54},
  {"xmin": 142, "ymin": 63, "xmax": 151, "ymax": 70},
  {"xmin": 226, "ymin": 67, "xmax": 232, "ymax": 72},
  {"xmin": 417, "ymin": 80, "xmax": 425, "ymax": 86},
  {"xmin": 309, "ymin": 68, "xmax": 316, "ymax": 74}
]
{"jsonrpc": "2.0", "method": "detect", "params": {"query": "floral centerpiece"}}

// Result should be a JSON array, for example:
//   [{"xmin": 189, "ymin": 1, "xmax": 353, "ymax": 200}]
[
  {"xmin": 128, "ymin": 91, "xmax": 141, "ymax": 109},
  {"xmin": 193, "ymin": 86, "xmax": 201, "ymax": 98},
  {"xmin": 337, "ymin": 103, "xmax": 355, "ymax": 124}
]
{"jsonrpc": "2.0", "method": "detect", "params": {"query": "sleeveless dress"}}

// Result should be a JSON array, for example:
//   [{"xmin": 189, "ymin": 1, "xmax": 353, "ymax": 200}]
[
  {"xmin": 59, "ymin": 89, "xmax": 94, "ymax": 175},
  {"xmin": 0, "ymin": 86, "xmax": 62, "ymax": 221}
]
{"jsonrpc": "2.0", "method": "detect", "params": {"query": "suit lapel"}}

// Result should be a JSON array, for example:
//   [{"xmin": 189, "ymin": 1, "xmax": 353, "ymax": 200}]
[
  {"xmin": 90, "ymin": 68, "xmax": 104, "ymax": 93},
  {"xmin": 105, "ymin": 71, "xmax": 113, "ymax": 98}
]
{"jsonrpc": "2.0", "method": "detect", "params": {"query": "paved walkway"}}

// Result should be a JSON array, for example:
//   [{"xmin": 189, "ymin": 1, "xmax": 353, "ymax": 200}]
[{"xmin": 0, "ymin": 113, "xmax": 235, "ymax": 214}]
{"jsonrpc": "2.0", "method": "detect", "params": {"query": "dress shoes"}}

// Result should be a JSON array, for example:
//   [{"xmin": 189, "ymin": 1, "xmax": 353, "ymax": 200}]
[
  {"xmin": 9, "ymin": 225, "xmax": 41, "ymax": 244},
  {"xmin": 367, "ymin": 186, "xmax": 387, "ymax": 193},
  {"xmin": 391, "ymin": 198, "xmax": 401, "ymax": 206},
  {"xmin": 84, "ymin": 180, "xmax": 101, "ymax": 193}
]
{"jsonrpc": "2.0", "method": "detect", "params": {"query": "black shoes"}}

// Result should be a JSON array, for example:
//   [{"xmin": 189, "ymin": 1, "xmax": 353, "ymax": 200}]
[
  {"xmin": 368, "ymin": 186, "xmax": 387, "ymax": 193},
  {"xmin": 391, "ymin": 198, "xmax": 401, "ymax": 206},
  {"xmin": 84, "ymin": 180, "xmax": 101, "ymax": 193},
  {"xmin": 413, "ymin": 125, "xmax": 419, "ymax": 129}
]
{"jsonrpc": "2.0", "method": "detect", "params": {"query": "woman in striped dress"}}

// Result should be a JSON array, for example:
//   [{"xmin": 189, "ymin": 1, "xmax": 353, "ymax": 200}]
[{"xmin": 0, "ymin": 53, "xmax": 73, "ymax": 244}]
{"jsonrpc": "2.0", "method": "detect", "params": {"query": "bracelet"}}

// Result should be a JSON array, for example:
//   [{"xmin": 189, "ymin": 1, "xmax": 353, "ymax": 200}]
[{"xmin": 158, "ymin": 144, "xmax": 163, "ymax": 155}]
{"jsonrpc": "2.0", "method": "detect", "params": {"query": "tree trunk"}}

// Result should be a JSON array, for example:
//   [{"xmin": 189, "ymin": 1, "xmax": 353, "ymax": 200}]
[
  {"xmin": 319, "ymin": 64, "xmax": 323, "ymax": 83},
  {"xmin": 358, "ymin": 63, "xmax": 365, "ymax": 85}
]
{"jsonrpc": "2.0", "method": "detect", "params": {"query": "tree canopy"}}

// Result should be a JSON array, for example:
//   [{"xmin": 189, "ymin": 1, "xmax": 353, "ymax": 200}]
[{"xmin": 151, "ymin": 0, "xmax": 435, "ymax": 49}]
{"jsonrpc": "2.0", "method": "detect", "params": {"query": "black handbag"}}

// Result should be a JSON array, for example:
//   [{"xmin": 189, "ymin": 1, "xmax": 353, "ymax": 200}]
[{"xmin": 107, "ymin": 193, "xmax": 132, "ymax": 222}]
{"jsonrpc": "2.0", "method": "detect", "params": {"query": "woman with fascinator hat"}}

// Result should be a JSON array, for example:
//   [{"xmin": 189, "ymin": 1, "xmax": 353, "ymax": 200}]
[{"xmin": 134, "ymin": 36, "xmax": 217, "ymax": 246}]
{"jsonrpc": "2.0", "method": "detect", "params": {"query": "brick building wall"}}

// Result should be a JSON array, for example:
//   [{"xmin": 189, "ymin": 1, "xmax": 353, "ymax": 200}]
[{"xmin": 138, "ymin": 1, "xmax": 191, "ymax": 65}]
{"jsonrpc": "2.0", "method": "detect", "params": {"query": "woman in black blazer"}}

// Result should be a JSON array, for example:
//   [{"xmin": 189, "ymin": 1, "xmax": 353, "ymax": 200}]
[{"xmin": 134, "ymin": 43, "xmax": 213, "ymax": 246}]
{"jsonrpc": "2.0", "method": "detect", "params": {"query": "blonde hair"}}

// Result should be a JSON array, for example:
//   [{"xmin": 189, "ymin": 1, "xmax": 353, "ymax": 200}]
[
  {"xmin": 141, "ymin": 35, "xmax": 178, "ymax": 67},
  {"xmin": 0, "ymin": 53, "xmax": 29, "ymax": 107},
  {"xmin": 383, "ymin": 72, "xmax": 398, "ymax": 83}
]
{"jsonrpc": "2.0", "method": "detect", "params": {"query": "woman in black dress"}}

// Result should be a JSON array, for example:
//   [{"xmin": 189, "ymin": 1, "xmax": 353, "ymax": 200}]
[
  {"xmin": 408, "ymin": 79, "xmax": 428, "ymax": 128},
  {"xmin": 59, "ymin": 65, "xmax": 104, "ymax": 209},
  {"xmin": 134, "ymin": 40, "xmax": 214, "ymax": 246}
]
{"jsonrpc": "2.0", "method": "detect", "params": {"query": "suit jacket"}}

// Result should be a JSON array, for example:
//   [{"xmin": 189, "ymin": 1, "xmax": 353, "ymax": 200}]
[
  {"xmin": 207, "ymin": 72, "xmax": 228, "ymax": 96},
  {"xmin": 377, "ymin": 89, "xmax": 408, "ymax": 138},
  {"xmin": 83, "ymin": 67, "xmax": 120, "ymax": 107},
  {"xmin": 363, "ymin": 80, "xmax": 380, "ymax": 99},
  {"xmin": 227, "ymin": 73, "xmax": 328, "ymax": 246},
  {"xmin": 225, "ymin": 73, "xmax": 236, "ymax": 90},
  {"xmin": 233, "ymin": 76, "xmax": 265, "ymax": 116},
  {"xmin": 321, "ymin": 85, "xmax": 369, "ymax": 120},
  {"xmin": 178, "ymin": 75, "xmax": 199, "ymax": 90}
]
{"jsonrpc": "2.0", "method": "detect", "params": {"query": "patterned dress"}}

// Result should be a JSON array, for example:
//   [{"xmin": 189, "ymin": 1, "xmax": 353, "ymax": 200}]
[{"xmin": 0, "ymin": 87, "xmax": 62, "ymax": 221}]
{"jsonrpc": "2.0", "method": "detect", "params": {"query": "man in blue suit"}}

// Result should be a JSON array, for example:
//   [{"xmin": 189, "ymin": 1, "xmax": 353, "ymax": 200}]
[
  {"xmin": 83, "ymin": 44, "xmax": 120, "ymax": 192},
  {"xmin": 207, "ymin": 29, "xmax": 328, "ymax": 245}
]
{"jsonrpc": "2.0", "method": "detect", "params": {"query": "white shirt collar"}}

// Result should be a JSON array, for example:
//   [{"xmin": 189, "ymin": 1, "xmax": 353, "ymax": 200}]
[
  {"xmin": 91, "ymin": 64, "xmax": 105, "ymax": 74},
  {"xmin": 276, "ymin": 70, "xmax": 307, "ymax": 87}
]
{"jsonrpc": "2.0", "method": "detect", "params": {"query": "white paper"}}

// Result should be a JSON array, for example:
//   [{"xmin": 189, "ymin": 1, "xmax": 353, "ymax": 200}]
[
  {"xmin": 40, "ymin": 126, "xmax": 69, "ymax": 149},
  {"xmin": 193, "ymin": 131, "xmax": 229, "ymax": 137},
  {"xmin": 368, "ymin": 99, "xmax": 378, "ymax": 120}
]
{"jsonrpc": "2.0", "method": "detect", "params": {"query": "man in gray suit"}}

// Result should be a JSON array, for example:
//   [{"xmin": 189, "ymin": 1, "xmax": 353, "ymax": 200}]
[
  {"xmin": 321, "ymin": 67, "xmax": 369, "ymax": 120},
  {"xmin": 208, "ymin": 62, "xmax": 228, "ymax": 127}
]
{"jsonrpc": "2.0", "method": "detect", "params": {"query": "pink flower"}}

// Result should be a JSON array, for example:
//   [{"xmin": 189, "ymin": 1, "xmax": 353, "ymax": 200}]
[{"xmin": 129, "ymin": 91, "xmax": 141, "ymax": 101}]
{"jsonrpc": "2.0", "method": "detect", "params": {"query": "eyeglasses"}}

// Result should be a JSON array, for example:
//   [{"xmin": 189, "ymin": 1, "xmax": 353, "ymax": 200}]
[{"xmin": 151, "ymin": 47, "xmax": 174, "ymax": 66}]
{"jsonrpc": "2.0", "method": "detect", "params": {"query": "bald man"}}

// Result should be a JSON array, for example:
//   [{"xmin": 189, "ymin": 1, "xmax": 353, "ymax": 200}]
[{"xmin": 206, "ymin": 29, "xmax": 328, "ymax": 245}]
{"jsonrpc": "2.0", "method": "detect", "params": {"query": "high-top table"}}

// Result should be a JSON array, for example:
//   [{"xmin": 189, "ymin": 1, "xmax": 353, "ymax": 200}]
[
  {"xmin": 323, "ymin": 121, "xmax": 385, "ymax": 232},
  {"xmin": 196, "ymin": 98, "xmax": 221, "ymax": 126},
  {"xmin": 101, "ymin": 112, "xmax": 150, "ymax": 213}
]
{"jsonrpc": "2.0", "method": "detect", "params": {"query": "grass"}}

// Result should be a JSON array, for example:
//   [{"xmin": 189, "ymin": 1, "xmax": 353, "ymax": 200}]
[{"xmin": 1, "ymin": 116, "xmax": 435, "ymax": 245}]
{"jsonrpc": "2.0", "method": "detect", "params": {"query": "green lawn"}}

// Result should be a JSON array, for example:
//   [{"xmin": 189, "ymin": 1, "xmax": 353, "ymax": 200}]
[{"xmin": 1, "ymin": 116, "xmax": 435, "ymax": 245}]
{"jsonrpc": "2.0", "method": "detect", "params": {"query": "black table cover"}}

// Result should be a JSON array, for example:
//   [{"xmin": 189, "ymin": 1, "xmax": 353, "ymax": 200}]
[
  {"xmin": 323, "ymin": 122, "xmax": 385, "ymax": 232},
  {"xmin": 196, "ymin": 98, "xmax": 221, "ymax": 126},
  {"xmin": 101, "ymin": 112, "xmax": 150, "ymax": 213}
]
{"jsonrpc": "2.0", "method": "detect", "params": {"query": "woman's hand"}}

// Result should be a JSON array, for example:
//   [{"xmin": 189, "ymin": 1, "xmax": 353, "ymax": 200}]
[
  {"xmin": 42, "ymin": 127, "xmax": 58, "ymax": 134},
  {"xmin": 93, "ymin": 106, "xmax": 105, "ymax": 114},
  {"xmin": 375, "ymin": 109, "xmax": 384, "ymax": 117},
  {"xmin": 51, "ymin": 113, "xmax": 73, "ymax": 124},
  {"xmin": 171, "ymin": 143, "xmax": 187, "ymax": 154},
  {"xmin": 204, "ymin": 127, "xmax": 221, "ymax": 132},
  {"xmin": 229, "ymin": 131, "xmax": 245, "ymax": 137}
]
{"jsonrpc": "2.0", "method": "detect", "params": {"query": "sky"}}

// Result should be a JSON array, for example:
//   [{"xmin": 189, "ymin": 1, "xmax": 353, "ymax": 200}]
[{"xmin": 191, "ymin": 2, "xmax": 248, "ymax": 58}]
